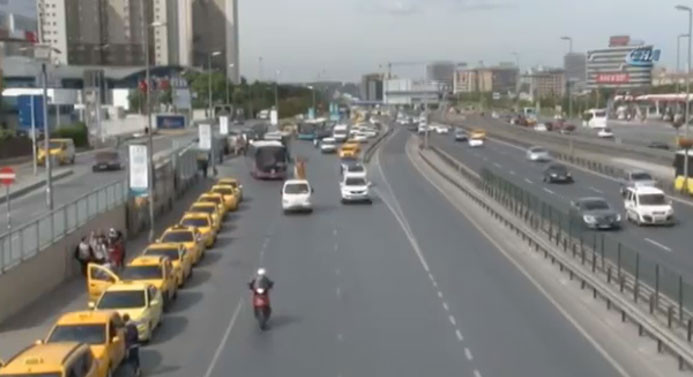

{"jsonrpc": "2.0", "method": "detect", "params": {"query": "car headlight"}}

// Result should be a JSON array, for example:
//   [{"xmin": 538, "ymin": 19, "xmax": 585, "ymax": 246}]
[
  {"xmin": 550, "ymin": 173, "xmax": 557, "ymax": 177},
  {"xmin": 583, "ymin": 215, "xmax": 597, "ymax": 223}
]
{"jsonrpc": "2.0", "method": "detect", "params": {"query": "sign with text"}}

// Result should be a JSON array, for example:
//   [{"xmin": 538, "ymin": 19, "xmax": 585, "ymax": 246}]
[
  {"xmin": 199, "ymin": 124, "xmax": 212, "ymax": 150},
  {"xmin": 128, "ymin": 145, "xmax": 149, "ymax": 197},
  {"xmin": 625, "ymin": 46, "xmax": 660, "ymax": 67},
  {"xmin": 596, "ymin": 73, "xmax": 630, "ymax": 84},
  {"xmin": 219, "ymin": 116, "xmax": 229, "ymax": 135},
  {"xmin": 0, "ymin": 166, "xmax": 16, "ymax": 186}
]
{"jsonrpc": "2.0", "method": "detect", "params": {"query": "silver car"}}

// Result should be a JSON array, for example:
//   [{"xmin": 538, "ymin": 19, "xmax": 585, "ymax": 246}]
[
  {"xmin": 619, "ymin": 170, "xmax": 657, "ymax": 196},
  {"xmin": 526, "ymin": 146, "xmax": 551, "ymax": 162},
  {"xmin": 570, "ymin": 197, "xmax": 621, "ymax": 230}
]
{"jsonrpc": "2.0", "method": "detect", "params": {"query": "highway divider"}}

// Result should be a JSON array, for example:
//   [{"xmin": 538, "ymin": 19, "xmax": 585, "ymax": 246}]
[
  {"xmin": 363, "ymin": 120, "xmax": 392, "ymax": 163},
  {"xmin": 416, "ymin": 138, "xmax": 693, "ymax": 370}
]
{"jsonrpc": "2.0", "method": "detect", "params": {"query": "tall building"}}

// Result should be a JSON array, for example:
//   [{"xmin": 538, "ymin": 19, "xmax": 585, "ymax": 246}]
[
  {"xmin": 426, "ymin": 61, "xmax": 455, "ymax": 92},
  {"xmin": 360, "ymin": 73, "xmax": 383, "ymax": 102},
  {"xmin": 586, "ymin": 39, "xmax": 657, "ymax": 90},
  {"xmin": 564, "ymin": 52, "xmax": 586, "ymax": 91},
  {"xmin": 453, "ymin": 67, "xmax": 518, "ymax": 94},
  {"xmin": 524, "ymin": 67, "xmax": 565, "ymax": 99},
  {"xmin": 0, "ymin": 10, "xmax": 38, "ymax": 58},
  {"xmin": 192, "ymin": 0, "xmax": 240, "ymax": 83}
]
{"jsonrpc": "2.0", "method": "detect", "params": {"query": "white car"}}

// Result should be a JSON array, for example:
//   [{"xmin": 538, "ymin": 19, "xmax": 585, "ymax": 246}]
[
  {"xmin": 343, "ymin": 163, "xmax": 367, "ymax": 179},
  {"xmin": 353, "ymin": 133, "xmax": 369, "ymax": 143},
  {"xmin": 468, "ymin": 138, "xmax": 484, "ymax": 147},
  {"xmin": 320, "ymin": 137, "xmax": 337, "ymax": 153},
  {"xmin": 526, "ymin": 146, "xmax": 551, "ymax": 162},
  {"xmin": 362, "ymin": 128, "xmax": 378, "ymax": 138},
  {"xmin": 434, "ymin": 125, "xmax": 450, "ymax": 134},
  {"xmin": 624, "ymin": 186, "xmax": 674, "ymax": 226},
  {"xmin": 417, "ymin": 124, "xmax": 429, "ymax": 135},
  {"xmin": 534, "ymin": 123, "xmax": 548, "ymax": 132},
  {"xmin": 340, "ymin": 176, "xmax": 372, "ymax": 204},
  {"xmin": 282, "ymin": 179, "xmax": 313, "ymax": 213},
  {"xmin": 597, "ymin": 128, "xmax": 614, "ymax": 138}
]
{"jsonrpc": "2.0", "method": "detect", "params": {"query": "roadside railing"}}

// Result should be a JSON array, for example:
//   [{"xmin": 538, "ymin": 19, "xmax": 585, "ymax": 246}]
[{"xmin": 0, "ymin": 179, "xmax": 128, "ymax": 273}]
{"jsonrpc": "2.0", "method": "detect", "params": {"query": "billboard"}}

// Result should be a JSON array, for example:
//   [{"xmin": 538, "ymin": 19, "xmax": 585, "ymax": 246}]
[
  {"xmin": 219, "ymin": 116, "xmax": 229, "ymax": 135},
  {"xmin": 129, "ymin": 144, "xmax": 149, "ymax": 197},
  {"xmin": 199, "ymin": 124, "xmax": 212, "ymax": 150},
  {"xmin": 609, "ymin": 35, "xmax": 630, "ymax": 47},
  {"xmin": 625, "ymin": 46, "xmax": 661, "ymax": 67},
  {"xmin": 156, "ymin": 114, "xmax": 186, "ymax": 129},
  {"xmin": 596, "ymin": 73, "xmax": 630, "ymax": 84},
  {"xmin": 17, "ymin": 95, "xmax": 44, "ymax": 129}
]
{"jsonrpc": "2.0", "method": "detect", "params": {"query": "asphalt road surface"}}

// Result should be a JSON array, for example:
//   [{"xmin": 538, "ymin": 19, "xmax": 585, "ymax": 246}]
[{"xmin": 0, "ymin": 132, "xmax": 633, "ymax": 377}]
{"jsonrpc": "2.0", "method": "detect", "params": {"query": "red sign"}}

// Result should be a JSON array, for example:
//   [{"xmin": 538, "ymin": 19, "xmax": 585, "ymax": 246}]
[
  {"xmin": 609, "ymin": 35, "xmax": 630, "ymax": 47},
  {"xmin": 0, "ymin": 167, "xmax": 16, "ymax": 186},
  {"xmin": 596, "ymin": 73, "xmax": 630, "ymax": 84}
]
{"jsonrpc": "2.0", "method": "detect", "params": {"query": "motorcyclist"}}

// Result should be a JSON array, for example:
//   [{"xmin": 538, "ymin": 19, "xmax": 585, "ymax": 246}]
[{"xmin": 248, "ymin": 268, "xmax": 274, "ymax": 291}]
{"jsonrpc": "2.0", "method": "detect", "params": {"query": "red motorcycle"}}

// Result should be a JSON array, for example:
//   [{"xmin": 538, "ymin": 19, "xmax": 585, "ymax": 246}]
[{"xmin": 252, "ymin": 287, "xmax": 272, "ymax": 330}]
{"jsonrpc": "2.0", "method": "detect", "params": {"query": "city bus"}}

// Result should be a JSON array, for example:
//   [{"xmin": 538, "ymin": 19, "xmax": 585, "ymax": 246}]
[
  {"xmin": 297, "ymin": 118, "xmax": 328, "ymax": 140},
  {"xmin": 247, "ymin": 140, "xmax": 290, "ymax": 180}
]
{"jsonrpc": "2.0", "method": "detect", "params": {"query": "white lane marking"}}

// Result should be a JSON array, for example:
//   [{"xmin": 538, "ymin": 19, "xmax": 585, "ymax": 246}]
[
  {"xmin": 543, "ymin": 187, "xmax": 555, "ymax": 195},
  {"xmin": 334, "ymin": 243, "xmax": 339, "ymax": 252},
  {"xmin": 202, "ymin": 300, "xmax": 243, "ymax": 377},
  {"xmin": 644, "ymin": 238, "xmax": 672, "ymax": 252},
  {"xmin": 524, "ymin": 178, "xmax": 533, "ymax": 184},
  {"xmin": 464, "ymin": 347, "xmax": 473, "ymax": 361},
  {"xmin": 442, "ymin": 302, "xmax": 449, "ymax": 311},
  {"xmin": 455, "ymin": 329, "xmax": 464, "ymax": 341},
  {"xmin": 509, "ymin": 170, "xmax": 516, "ymax": 175},
  {"xmin": 432, "ymin": 279, "xmax": 438, "ymax": 288},
  {"xmin": 437, "ymin": 290, "xmax": 443, "ymax": 299},
  {"xmin": 408, "ymin": 143, "xmax": 632, "ymax": 377},
  {"xmin": 493, "ymin": 162, "xmax": 503, "ymax": 168},
  {"xmin": 589, "ymin": 186, "xmax": 604, "ymax": 194},
  {"xmin": 428, "ymin": 272, "xmax": 435, "ymax": 281},
  {"xmin": 474, "ymin": 370, "xmax": 482, "ymax": 377},
  {"xmin": 448, "ymin": 315, "xmax": 457, "ymax": 326},
  {"xmin": 336, "ymin": 287, "xmax": 342, "ymax": 297},
  {"xmin": 337, "ymin": 333, "xmax": 343, "ymax": 341}
]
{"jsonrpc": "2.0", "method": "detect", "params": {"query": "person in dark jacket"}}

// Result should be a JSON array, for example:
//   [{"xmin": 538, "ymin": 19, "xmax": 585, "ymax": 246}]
[
  {"xmin": 248, "ymin": 268, "xmax": 274, "ymax": 291},
  {"xmin": 123, "ymin": 314, "xmax": 141, "ymax": 377}
]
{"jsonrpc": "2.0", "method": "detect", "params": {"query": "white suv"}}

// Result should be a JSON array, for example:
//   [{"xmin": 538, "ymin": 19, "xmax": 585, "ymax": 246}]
[
  {"xmin": 340, "ymin": 176, "xmax": 372, "ymax": 204},
  {"xmin": 282, "ymin": 179, "xmax": 313, "ymax": 213},
  {"xmin": 624, "ymin": 186, "xmax": 675, "ymax": 226}
]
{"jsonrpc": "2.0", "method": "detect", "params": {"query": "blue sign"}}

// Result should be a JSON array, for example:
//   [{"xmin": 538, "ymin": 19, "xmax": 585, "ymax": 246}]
[
  {"xmin": 156, "ymin": 115, "xmax": 186, "ymax": 129},
  {"xmin": 17, "ymin": 95, "xmax": 45, "ymax": 129},
  {"xmin": 625, "ymin": 47, "xmax": 661, "ymax": 67}
]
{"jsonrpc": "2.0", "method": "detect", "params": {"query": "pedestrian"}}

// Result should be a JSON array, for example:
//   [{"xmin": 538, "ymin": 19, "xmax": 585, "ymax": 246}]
[
  {"xmin": 197, "ymin": 152, "xmax": 209, "ymax": 178},
  {"xmin": 74, "ymin": 238, "xmax": 93, "ymax": 276},
  {"xmin": 123, "ymin": 314, "xmax": 141, "ymax": 377}
]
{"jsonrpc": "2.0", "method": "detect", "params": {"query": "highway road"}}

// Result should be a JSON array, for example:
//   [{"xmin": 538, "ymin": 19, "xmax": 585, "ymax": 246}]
[
  {"xmin": 0, "ymin": 129, "xmax": 647, "ymax": 376},
  {"xmin": 0, "ymin": 132, "xmax": 196, "ymax": 231},
  {"xmin": 429, "ymin": 130, "xmax": 693, "ymax": 283}
]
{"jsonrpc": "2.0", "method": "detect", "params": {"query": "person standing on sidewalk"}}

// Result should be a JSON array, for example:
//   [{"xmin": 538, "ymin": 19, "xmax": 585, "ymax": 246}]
[{"xmin": 123, "ymin": 314, "xmax": 142, "ymax": 377}]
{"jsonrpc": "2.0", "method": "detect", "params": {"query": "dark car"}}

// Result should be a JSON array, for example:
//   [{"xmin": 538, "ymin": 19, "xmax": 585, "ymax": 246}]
[
  {"xmin": 570, "ymin": 197, "xmax": 621, "ymax": 230},
  {"xmin": 542, "ymin": 164, "xmax": 573, "ymax": 183},
  {"xmin": 92, "ymin": 150, "xmax": 123, "ymax": 172},
  {"xmin": 453, "ymin": 128, "xmax": 468, "ymax": 141},
  {"xmin": 648, "ymin": 141, "xmax": 670, "ymax": 150}
]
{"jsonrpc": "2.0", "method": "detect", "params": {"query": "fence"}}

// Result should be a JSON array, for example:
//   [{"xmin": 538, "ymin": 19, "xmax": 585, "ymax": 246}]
[{"xmin": 0, "ymin": 179, "xmax": 128, "ymax": 274}]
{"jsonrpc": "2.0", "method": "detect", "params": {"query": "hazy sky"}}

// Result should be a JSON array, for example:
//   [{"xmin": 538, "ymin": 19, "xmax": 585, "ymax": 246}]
[{"xmin": 240, "ymin": 0, "xmax": 689, "ymax": 82}]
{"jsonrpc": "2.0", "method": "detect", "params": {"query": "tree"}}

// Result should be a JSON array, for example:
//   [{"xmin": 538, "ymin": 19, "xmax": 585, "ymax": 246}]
[{"xmin": 128, "ymin": 90, "xmax": 144, "ymax": 114}]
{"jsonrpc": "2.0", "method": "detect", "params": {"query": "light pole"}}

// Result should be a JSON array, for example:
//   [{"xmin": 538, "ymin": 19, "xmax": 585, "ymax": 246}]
[
  {"xmin": 307, "ymin": 85, "xmax": 316, "ymax": 119},
  {"xmin": 677, "ymin": 4, "xmax": 692, "ymax": 189},
  {"xmin": 208, "ymin": 51, "xmax": 222, "ymax": 119},
  {"xmin": 143, "ymin": 16, "xmax": 167, "ymax": 241},
  {"xmin": 274, "ymin": 69, "xmax": 281, "ymax": 122},
  {"xmin": 561, "ymin": 36, "xmax": 573, "ymax": 119},
  {"xmin": 226, "ymin": 63, "xmax": 235, "ymax": 108},
  {"xmin": 678, "ymin": 33, "xmax": 690, "ymax": 94}
]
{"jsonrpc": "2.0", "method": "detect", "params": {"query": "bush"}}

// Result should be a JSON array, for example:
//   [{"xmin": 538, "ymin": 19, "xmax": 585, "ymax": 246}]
[{"xmin": 53, "ymin": 122, "xmax": 89, "ymax": 148}]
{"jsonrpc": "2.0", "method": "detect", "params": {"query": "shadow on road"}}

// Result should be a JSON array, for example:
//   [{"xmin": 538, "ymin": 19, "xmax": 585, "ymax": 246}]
[
  {"xmin": 150, "ymin": 315, "xmax": 188, "ymax": 345},
  {"xmin": 184, "ymin": 270, "xmax": 212, "ymax": 289},
  {"xmin": 167, "ymin": 291, "xmax": 203, "ymax": 314}
]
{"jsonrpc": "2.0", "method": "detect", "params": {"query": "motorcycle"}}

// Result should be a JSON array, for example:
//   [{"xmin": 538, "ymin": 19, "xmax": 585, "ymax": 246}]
[{"xmin": 252, "ymin": 287, "xmax": 272, "ymax": 330}]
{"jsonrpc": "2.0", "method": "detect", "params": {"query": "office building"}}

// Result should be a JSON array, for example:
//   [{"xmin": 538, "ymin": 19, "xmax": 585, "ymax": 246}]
[
  {"xmin": 523, "ymin": 67, "xmax": 565, "ymax": 99},
  {"xmin": 192, "ymin": 0, "xmax": 240, "ymax": 83},
  {"xmin": 586, "ymin": 38, "xmax": 656, "ymax": 89},
  {"xmin": 360, "ymin": 73, "xmax": 384, "ymax": 102},
  {"xmin": 453, "ymin": 66, "xmax": 518, "ymax": 94},
  {"xmin": 564, "ymin": 52, "xmax": 586, "ymax": 91},
  {"xmin": 384, "ymin": 78, "xmax": 440, "ymax": 105},
  {"xmin": 426, "ymin": 61, "xmax": 456, "ymax": 91},
  {"xmin": 453, "ymin": 69, "xmax": 477, "ymax": 93},
  {"xmin": 0, "ymin": 10, "xmax": 38, "ymax": 58}
]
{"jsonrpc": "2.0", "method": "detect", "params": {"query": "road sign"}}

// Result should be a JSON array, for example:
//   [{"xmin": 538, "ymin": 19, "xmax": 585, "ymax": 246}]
[
  {"xmin": 199, "ymin": 124, "xmax": 212, "ymax": 150},
  {"xmin": 0, "ymin": 167, "xmax": 16, "ymax": 186}
]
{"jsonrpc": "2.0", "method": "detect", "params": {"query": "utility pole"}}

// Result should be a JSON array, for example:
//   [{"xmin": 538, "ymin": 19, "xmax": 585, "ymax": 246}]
[{"xmin": 41, "ymin": 62, "xmax": 52, "ymax": 210}]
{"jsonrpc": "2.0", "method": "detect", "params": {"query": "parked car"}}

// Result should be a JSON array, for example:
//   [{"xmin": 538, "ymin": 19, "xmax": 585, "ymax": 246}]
[
  {"xmin": 526, "ymin": 146, "xmax": 551, "ymax": 162},
  {"xmin": 571, "ymin": 197, "xmax": 621, "ymax": 230},
  {"xmin": 623, "ymin": 186, "xmax": 675, "ymax": 226},
  {"xmin": 619, "ymin": 169, "xmax": 657, "ymax": 196},
  {"xmin": 542, "ymin": 164, "xmax": 573, "ymax": 183},
  {"xmin": 92, "ymin": 150, "xmax": 123, "ymax": 172}
]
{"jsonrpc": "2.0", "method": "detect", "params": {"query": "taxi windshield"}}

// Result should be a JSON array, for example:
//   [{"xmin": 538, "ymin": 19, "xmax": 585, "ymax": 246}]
[
  {"xmin": 213, "ymin": 187, "xmax": 234, "ymax": 195},
  {"xmin": 46, "ymin": 324, "xmax": 106, "ymax": 345},
  {"xmin": 200, "ymin": 196, "xmax": 222, "ymax": 204},
  {"xmin": 181, "ymin": 218, "xmax": 210, "ymax": 228},
  {"xmin": 191, "ymin": 206, "xmax": 215, "ymax": 214},
  {"xmin": 145, "ymin": 248, "xmax": 180, "ymax": 261},
  {"xmin": 121, "ymin": 265, "xmax": 163, "ymax": 280},
  {"xmin": 162, "ymin": 231, "xmax": 194, "ymax": 242},
  {"xmin": 97, "ymin": 291, "xmax": 146, "ymax": 309}
]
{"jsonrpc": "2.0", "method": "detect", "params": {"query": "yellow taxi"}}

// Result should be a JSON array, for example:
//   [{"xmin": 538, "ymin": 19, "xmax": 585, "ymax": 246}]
[
  {"xmin": 0, "ymin": 342, "xmax": 99, "ymax": 377},
  {"xmin": 189, "ymin": 202, "xmax": 222, "ymax": 232},
  {"xmin": 43, "ymin": 311, "xmax": 126, "ymax": 377},
  {"xmin": 470, "ymin": 129, "xmax": 487, "ymax": 139},
  {"xmin": 217, "ymin": 177, "xmax": 243, "ymax": 201},
  {"xmin": 90, "ymin": 281, "xmax": 164, "ymax": 342},
  {"xmin": 339, "ymin": 140, "xmax": 361, "ymax": 159},
  {"xmin": 179, "ymin": 212, "xmax": 217, "ymax": 248},
  {"xmin": 210, "ymin": 185, "xmax": 238, "ymax": 211},
  {"xmin": 37, "ymin": 138, "xmax": 76, "ymax": 166},
  {"xmin": 197, "ymin": 193, "xmax": 227, "ymax": 216},
  {"xmin": 142, "ymin": 243, "xmax": 193, "ymax": 287},
  {"xmin": 86, "ymin": 256, "xmax": 177, "ymax": 308},
  {"xmin": 158, "ymin": 224, "xmax": 205, "ymax": 263}
]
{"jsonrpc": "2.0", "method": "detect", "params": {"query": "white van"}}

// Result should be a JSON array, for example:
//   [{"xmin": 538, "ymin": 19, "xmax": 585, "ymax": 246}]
[
  {"xmin": 282, "ymin": 179, "xmax": 313, "ymax": 213},
  {"xmin": 333, "ymin": 124, "xmax": 349, "ymax": 142},
  {"xmin": 582, "ymin": 109, "xmax": 608, "ymax": 129},
  {"xmin": 624, "ymin": 186, "xmax": 675, "ymax": 226}
]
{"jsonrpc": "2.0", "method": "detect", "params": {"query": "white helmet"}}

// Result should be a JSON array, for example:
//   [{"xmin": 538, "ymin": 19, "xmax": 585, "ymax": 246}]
[{"xmin": 257, "ymin": 268, "xmax": 266, "ymax": 276}]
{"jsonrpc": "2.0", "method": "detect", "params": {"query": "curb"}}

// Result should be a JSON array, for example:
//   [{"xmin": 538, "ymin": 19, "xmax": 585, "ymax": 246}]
[{"xmin": 0, "ymin": 169, "xmax": 74, "ymax": 205}]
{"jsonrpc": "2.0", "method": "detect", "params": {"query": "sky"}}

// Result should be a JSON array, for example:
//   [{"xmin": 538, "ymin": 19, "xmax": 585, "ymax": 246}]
[{"xmin": 240, "ymin": 0, "xmax": 691, "ymax": 82}]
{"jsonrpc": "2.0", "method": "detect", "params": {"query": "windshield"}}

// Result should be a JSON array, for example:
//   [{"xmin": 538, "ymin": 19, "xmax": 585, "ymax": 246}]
[
  {"xmin": 531, "ymin": 148, "xmax": 547, "ymax": 153},
  {"xmin": 594, "ymin": 111, "xmax": 607, "ymax": 118},
  {"xmin": 345, "ymin": 177, "xmax": 367, "ymax": 186},
  {"xmin": 191, "ymin": 206, "xmax": 215, "ymax": 214},
  {"xmin": 121, "ymin": 265, "xmax": 162, "ymax": 280},
  {"xmin": 48, "ymin": 141, "xmax": 64, "ymax": 149},
  {"xmin": 582, "ymin": 200, "xmax": 610, "ymax": 211},
  {"xmin": 284, "ymin": 183, "xmax": 309, "ymax": 194},
  {"xmin": 213, "ymin": 187, "xmax": 234, "ymax": 195},
  {"xmin": 548, "ymin": 165, "xmax": 567, "ymax": 173},
  {"xmin": 255, "ymin": 146, "xmax": 288, "ymax": 171},
  {"xmin": 348, "ymin": 165, "xmax": 365, "ymax": 172},
  {"xmin": 97, "ymin": 290, "xmax": 146, "ymax": 309},
  {"xmin": 95, "ymin": 152, "xmax": 118, "ymax": 161},
  {"xmin": 46, "ymin": 324, "xmax": 106, "ymax": 345},
  {"xmin": 200, "ymin": 196, "xmax": 222, "ymax": 205},
  {"xmin": 162, "ymin": 231, "xmax": 194, "ymax": 242},
  {"xmin": 181, "ymin": 218, "xmax": 210, "ymax": 228},
  {"xmin": 145, "ymin": 248, "xmax": 181, "ymax": 261},
  {"xmin": 638, "ymin": 194, "xmax": 667, "ymax": 205},
  {"xmin": 631, "ymin": 172, "xmax": 653, "ymax": 181}
]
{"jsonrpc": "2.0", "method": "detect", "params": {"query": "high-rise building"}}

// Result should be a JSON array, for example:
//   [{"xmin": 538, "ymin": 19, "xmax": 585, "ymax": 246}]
[
  {"xmin": 453, "ymin": 67, "xmax": 517, "ymax": 94},
  {"xmin": 523, "ymin": 67, "xmax": 565, "ymax": 99},
  {"xmin": 192, "ymin": 0, "xmax": 240, "ymax": 83},
  {"xmin": 426, "ymin": 61, "xmax": 456, "ymax": 91},
  {"xmin": 453, "ymin": 69, "xmax": 477, "ymax": 93},
  {"xmin": 0, "ymin": 9, "xmax": 38, "ymax": 58},
  {"xmin": 360, "ymin": 73, "xmax": 383, "ymax": 102},
  {"xmin": 564, "ymin": 52, "xmax": 586, "ymax": 91},
  {"xmin": 586, "ymin": 39, "xmax": 656, "ymax": 90}
]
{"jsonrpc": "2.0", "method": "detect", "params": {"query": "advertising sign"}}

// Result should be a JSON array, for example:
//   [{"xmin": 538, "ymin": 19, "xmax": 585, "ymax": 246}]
[
  {"xmin": 199, "ymin": 124, "xmax": 212, "ymax": 150},
  {"xmin": 596, "ymin": 73, "xmax": 630, "ymax": 84},
  {"xmin": 128, "ymin": 145, "xmax": 149, "ymax": 197},
  {"xmin": 609, "ymin": 35, "xmax": 630, "ymax": 47},
  {"xmin": 219, "ymin": 116, "xmax": 229, "ymax": 135},
  {"xmin": 17, "ymin": 95, "xmax": 44, "ymax": 129},
  {"xmin": 156, "ymin": 114, "xmax": 186, "ymax": 129},
  {"xmin": 624, "ymin": 46, "xmax": 661, "ymax": 67}
]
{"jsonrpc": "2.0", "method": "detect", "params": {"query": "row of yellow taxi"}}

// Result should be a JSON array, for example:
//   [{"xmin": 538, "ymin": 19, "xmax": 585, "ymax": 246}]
[{"xmin": 0, "ymin": 178, "xmax": 244, "ymax": 377}]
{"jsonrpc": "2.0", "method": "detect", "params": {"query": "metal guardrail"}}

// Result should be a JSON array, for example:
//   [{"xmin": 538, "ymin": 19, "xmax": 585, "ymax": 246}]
[
  {"xmin": 424, "ymin": 143, "xmax": 693, "ymax": 369},
  {"xmin": 0, "ymin": 179, "xmax": 128, "ymax": 274}
]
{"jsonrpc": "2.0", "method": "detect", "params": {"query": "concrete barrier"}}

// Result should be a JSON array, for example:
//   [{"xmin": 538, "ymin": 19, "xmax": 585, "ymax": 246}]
[{"xmin": 0, "ymin": 205, "xmax": 126, "ymax": 325}]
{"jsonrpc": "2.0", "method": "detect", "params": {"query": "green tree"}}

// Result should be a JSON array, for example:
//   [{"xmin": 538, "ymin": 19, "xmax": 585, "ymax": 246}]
[{"xmin": 128, "ymin": 90, "xmax": 144, "ymax": 114}]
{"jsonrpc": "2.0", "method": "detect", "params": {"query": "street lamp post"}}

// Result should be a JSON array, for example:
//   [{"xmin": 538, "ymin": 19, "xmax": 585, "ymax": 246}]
[
  {"xmin": 561, "ymin": 36, "xmax": 574, "ymax": 119},
  {"xmin": 226, "ymin": 63, "xmax": 234, "ymax": 109},
  {"xmin": 307, "ymin": 85, "xmax": 316, "ymax": 119},
  {"xmin": 678, "ymin": 33, "xmax": 690, "ymax": 94},
  {"xmin": 677, "ymin": 4, "xmax": 692, "ymax": 190},
  {"xmin": 207, "ymin": 51, "xmax": 222, "ymax": 177},
  {"xmin": 274, "ymin": 70, "xmax": 281, "ymax": 122}
]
